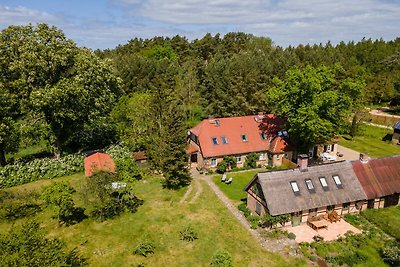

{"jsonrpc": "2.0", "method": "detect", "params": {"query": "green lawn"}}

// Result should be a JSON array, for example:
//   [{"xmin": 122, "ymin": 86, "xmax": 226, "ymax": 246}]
[
  {"xmin": 339, "ymin": 125, "xmax": 400, "ymax": 158},
  {"xmin": 362, "ymin": 206, "xmax": 400, "ymax": 241},
  {"xmin": 212, "ymin": 170, "xmax": 260, "ymax": 204},
  {"xmin": 0, "ymin": 173, "xmax": 304, "ymax": 267}
]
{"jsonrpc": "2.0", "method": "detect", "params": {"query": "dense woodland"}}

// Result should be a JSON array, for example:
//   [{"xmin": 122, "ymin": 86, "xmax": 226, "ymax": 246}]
[{"xmin": 1, "ymin": 23, "xmax": 400, "ymax": 186}]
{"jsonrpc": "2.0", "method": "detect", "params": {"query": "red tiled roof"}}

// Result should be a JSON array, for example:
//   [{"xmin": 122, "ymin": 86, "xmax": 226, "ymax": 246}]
[
  {"xmin": 352, "ymin": 155, "xmax": 400, "ymax": 199},
  {"xmin": 84, "ymin": 152, "xmax": 116, "ymax": 177},
  {"xmin": 270, "ymin": 136, "xmax": 292, "ymax": 153},
  {"xmin": 133, "ymin": 151, "xmax": 147, "ymax": 161},
  {"xmin": 190, "ymin": 114, "xmax": 290, "ymax": 158}
]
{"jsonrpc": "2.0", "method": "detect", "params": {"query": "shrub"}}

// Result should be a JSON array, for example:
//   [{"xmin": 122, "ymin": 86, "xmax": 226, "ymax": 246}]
[
  {"xmin": 106, "ymin": 144, "xmax": 141, "ymax": 181},
  {"xmin": 247, "ymin": 215, "xmax": 260, "ymax": 229},
  {"xmin": 0, "ymin": 154, "xmax": 84, "ymax": 188},
  {"xmin": 382, "ymin": 242, "xmax": 400, "ymax": 266},
  {"xmin": 216, "ymin": 161, "xmax": 228, "ymax": 174},
  {"xmin": 210, "ymin": 249, "xmax": 233, "ymax": 267},
  {"xmin": 287, "ymin": 232, "xmax": 296, "ymax": 240},
  {"xmin": 238, "ymin": 202, "xmax": 251, "ymax": 217},
  {"xmin": 313, "ymin": 235, "xmax": 324, "ymax": 242},
  {"xmin": 180, "ymin": 225, "xmax": 198, "ymax": 242},
  {"xmin": 134, "ymin": 241, "xmax": 155, "ymax": 257},
  {"xmin": 263, "ymin": 228, "xmax": 288, "ymax": 239},
  {"xmin": 244, "ymin": 153, "xmax": 258, "ymax": 169}
]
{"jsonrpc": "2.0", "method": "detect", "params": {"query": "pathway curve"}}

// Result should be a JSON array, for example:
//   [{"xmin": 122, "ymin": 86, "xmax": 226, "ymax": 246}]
[
  {"xmin": 192, "ymin": 170, "xmax": 298, "ymax": 255},
  {"xmin": 179, "ymin": 180, "xmax": 194, "ymax": 204},
  {"xmin": 189, "ymin": 177, "xmax": 203, "ymax": 204}
]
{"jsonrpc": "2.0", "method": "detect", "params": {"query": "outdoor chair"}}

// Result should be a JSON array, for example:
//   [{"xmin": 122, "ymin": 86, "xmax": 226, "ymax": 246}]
[
  {"xmin": 225, "ymin": 177, "xmax": 233, "ymax": 184},
  {"xmin": 221, "ymin": 174, "xmax": 227, "ymax": 182}
]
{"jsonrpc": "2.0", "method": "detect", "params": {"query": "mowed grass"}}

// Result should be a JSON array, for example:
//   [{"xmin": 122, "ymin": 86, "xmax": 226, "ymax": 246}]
[
  {"xmin": 0, "ymin": 173, "xmax": 304, "ymax": 267},
  {"xmin": 339, "ymin": 125, "xmax": 400, "ymax": 158},
  {"xmin": 212, "ymin": 170, "xmax": 260, "ymax": 204},
  {"xmin": 362, "ymin": 205, "xmax": 400, "ymax": 240}
]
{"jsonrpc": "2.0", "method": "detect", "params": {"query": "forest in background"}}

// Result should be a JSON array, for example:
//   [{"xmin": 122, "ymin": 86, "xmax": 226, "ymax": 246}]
[{"xmin": 1, "ymin": 24, "xmax": 400, "ymax": 187}]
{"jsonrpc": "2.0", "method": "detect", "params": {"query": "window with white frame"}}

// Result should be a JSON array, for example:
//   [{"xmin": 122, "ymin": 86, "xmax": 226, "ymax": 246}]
[
  {"xmin": 210, "ymin": 158, "xmax": 217, "ymax": 167},
  {"xmin": 305, "ymin": 179, "xmax": 314, "ymax": 190},
  {"xmin": 260, "ymin": 132, "xmax": 267, "ymax": 140},
  {"xmin": 319, "ymin": 177, "xmax": 329, "ymax": 191},
  {"xmin": 259, "ymin": 153, "xmax": 266, "ymax": 160},
  {"xmin": 333, "ymin": 175, "xmax": 342, "ymax": 185},
  {"xmin": 241, "ymin": 134, "xmax": 248, "ymax": 142},
  {"xmin": 236, "ymin": 155, "xmax": 242, "ymax": 163}
]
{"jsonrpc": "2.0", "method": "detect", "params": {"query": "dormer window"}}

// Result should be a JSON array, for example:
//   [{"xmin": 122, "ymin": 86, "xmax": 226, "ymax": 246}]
[
  {"xmin": 260, "ymin": 132, "xmax": 267, "ymax": 140},
  {"xmin": 221, "ymin": 136, "xmax": 228, "ymax": 144},
  {"xmin": 333, "ymin": 175, "xmax": 343, "ymax": 188},
  {"xmin": 319, "ymin": 177, "xmax": 329, "ymax": 191},
  {"xmin": 211, "ymin": 137, "xmax": 218, "ymax": 145},
  {"xmin": 241, "ymin": 134, "xmax": 248, "ymax": 142}
]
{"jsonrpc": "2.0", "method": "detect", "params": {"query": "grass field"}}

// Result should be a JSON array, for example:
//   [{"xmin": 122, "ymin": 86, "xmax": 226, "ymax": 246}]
[
  {"xmin": 362, "ymin": 205, "xmax": 400, "ymax": 241},
  {"xmin": 339, "ymin": 124, "xmax": 400, "ymax": 158},
  {"xmin": 212, "ymin": 170, "xmax": 260, "ymax": 204},
  {"xmin": 0, "ymin": 173, "xmax": 304, "ymax": 267}
]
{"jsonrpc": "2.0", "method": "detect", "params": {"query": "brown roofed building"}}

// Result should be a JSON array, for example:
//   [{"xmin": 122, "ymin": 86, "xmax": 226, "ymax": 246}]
[
  {"xmin": 352, "ymin": 155, "xmax": 400, "ymax": 209},
  {"xmin": 245, "ymin": 159, "xmax": 367, "ymax": 227},
  {"xmin": 187, "ymin": 114, "xmax": 293, "ymax": 170},
  {"xmin": 84, "ymin": 152, "xmax": 116, "ymax": 177}
]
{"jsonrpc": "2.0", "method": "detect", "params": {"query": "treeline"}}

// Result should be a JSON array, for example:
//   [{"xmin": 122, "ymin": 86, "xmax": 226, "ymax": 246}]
[{"xmin": 1, "ymin": 24, "xmax": 399, "ymax": 187}]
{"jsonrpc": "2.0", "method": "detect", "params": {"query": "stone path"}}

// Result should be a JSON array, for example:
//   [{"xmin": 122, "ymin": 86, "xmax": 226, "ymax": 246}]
[{"xmin": 191, "ymin": 170, "xmax": 298, "ymax": 255}]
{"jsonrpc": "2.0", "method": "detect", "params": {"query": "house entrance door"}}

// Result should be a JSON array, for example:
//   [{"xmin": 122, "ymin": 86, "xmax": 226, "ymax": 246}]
[
  {"xmin": 291, "ymin": 211, "xmax": 302, "ymax": 226},
  {"xmin": 190, "ymin": 154, "xmax": 197, "ymax": 163}
]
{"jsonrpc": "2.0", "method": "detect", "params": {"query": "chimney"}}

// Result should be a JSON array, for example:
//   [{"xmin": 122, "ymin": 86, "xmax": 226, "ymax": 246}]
[
  {"xmin": 257, "ymin": 112, "xmax": 264, "ymax": 118},
  {"xmin": 208, "ymin": 117, "xmax": 215, "ymax": 124},
  {"xmin": 297, "ymin": 154, "xmax": 309, "ymax": 171},
  {"xmin": 360, "ymin": 153, "xmax": 369, "ymax": 163}
]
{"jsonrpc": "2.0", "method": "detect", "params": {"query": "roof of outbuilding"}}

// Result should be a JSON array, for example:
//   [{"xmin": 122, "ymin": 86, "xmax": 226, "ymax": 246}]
[
  {"xmin": 351, "ymin": 155, "xmax": 400, "ymax": 199},
  {"xmin": 84, "ymin": 152, "xmax": 116, "ymax": 177},
  {"xmin": 247, "ymin": 161, "xmax": 367, "ymax": 216},
  {"xmin": 190, "ymin": 115, "xmax": 291, "ymax": 158}
]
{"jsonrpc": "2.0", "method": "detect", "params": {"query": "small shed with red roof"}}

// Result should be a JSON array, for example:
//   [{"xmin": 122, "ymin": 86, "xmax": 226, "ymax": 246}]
[{"xmin": 84, "ymin": 152, "xmax": 116, "ymax": 177}]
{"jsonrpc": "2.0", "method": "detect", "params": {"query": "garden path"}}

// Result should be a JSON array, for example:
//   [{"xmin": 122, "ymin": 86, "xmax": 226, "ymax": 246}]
[{"xmin": 190, "ymin": 169, "xmax": 298, "ymax": 255}]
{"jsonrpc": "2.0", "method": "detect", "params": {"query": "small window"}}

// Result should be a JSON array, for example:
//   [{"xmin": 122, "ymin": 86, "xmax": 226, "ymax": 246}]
[
  {"xmin": 309, "ymin": 208, "xmax": 317, "ymax": 216},
  {"xmin": 210, "ymin": 158, "xmax": 217, "ymax": 167},
  {"xmin": 221, "ymin": 136, "xmax": 228, "ymax": 144},
  {"xmin": 327, "ymin": 205, "xmax": 335, "ymax": 211},
  {"xmin": 290, "ymin": 181, "xmax": 300, "ymax": 193},
  {"xmin": 319, "ymin": 177, "xmax": 329, "ymax": 191},
  {"xmin": 259, "ymin": 153, "xmax": 266, "ymax": 160},
  {"xmin": 211, "ymin": 137, "xmax": 218, "ymax": 145},
  {"xmin": 343, "ymin": 202, "xmax": 350, "ymax": 208},
  {"xmin": 276, "ymin": 154, "xmax": 280, "ymax": 160},
  {"xmin": 260, "ymin": 132, "xmax": 267, "ymax": 140},
  {"xmin": 333, "ymin": 175, "xmax": 342, "ymax": 186},
  {"xmin": 305, "ymin": 179, "xmax": 314, "ymax": 190},
  {"xmin": 241, "ymin": 134, "xmax": 248, "ymax": 142},
  {"xmin": 236, "ymin": 155, "xmax": 242, "ymax": 163}
]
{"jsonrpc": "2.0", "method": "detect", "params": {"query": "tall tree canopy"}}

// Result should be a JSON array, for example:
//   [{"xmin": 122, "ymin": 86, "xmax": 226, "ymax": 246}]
[
  {"xmin": 0, "ymin": 23, "xmax": 120, "ymax": 160},
  {"xmin": 266, "ymin": 64, "xmax": 365, "ymax": 151}
]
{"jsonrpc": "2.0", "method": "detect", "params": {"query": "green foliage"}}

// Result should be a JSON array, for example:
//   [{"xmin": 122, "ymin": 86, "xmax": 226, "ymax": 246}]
[
  {"xmin": 106, "ymin": 144, "xmax": 142, "ymax": 181},
  {"xmin": 238, "ymin": 202, "xmax": 251, "ymax": 217},
  {"xmin": 210, "ymin": 249, "xmax": 233, "ymax": 267},
  {"xmin": 0, "ymin": 190, "xmax": 41, "ymax": 221},
  {"xmin": 0, "ymin": 221, "xmax": 86, "ymax": 266},
  {"xmin": 244, "ymin": 152, "xmax": 258, "ymax": 169},
  {"xmin": 41, "ymin": 181, "xmax": 85, "ymax": 225},
  {"xmin": 262, "ymin": 213, "xmax": 291, "ymax": 228},
  {"xmin": 381, "ymin": 242, "xmax": 400, "ymax": 266},
  {"xmin": 247, "ymin": 215, "xmax": 260, "ymax": 229},
  {"xmin": 361, "ymin": 206, "xmax": 400, "ymax": 241},
  {"xmin": 0, "ymin": 153, "xmax": 84, "ymax": 188},
  {"xmin": 180, "ymin": 225, "xmax": 198, "ymax": 242},
  {"xmin": 84, "ymin": 172, "xmax": 143, "ymax": 221},
  {"xmin": 267, "ymin": 65, "xmax": 365, "ymax": 150},
  {"xmin": 223, "ymin": 156, "xmax": 237, "ymax": 170},
  {"xmin": 216, "ymin": 161, "xmax": 228, "ymax": 174},
  {"xmin": 134, "ymin": 241, "xmax": 155, "ymax": 257},
  {"xmin": 287, "ymin": 232, "xmax": 296, "ymax": 240}
]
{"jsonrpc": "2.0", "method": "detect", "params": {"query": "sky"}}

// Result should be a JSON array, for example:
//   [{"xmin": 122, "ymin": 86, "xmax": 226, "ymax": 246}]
[{"xmin": 0, "ymin": 0, "xmax": 399, "ymax": 50}]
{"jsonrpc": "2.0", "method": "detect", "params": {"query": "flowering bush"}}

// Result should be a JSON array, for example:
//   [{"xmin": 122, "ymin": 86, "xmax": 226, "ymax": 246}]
[
  {"xmin": 106, "ymin": 144, "xmax": 141, "ymax": 181},
  {"xmin": 0, "ymin": 154, "xmax": 84, "ymax": 188}
]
